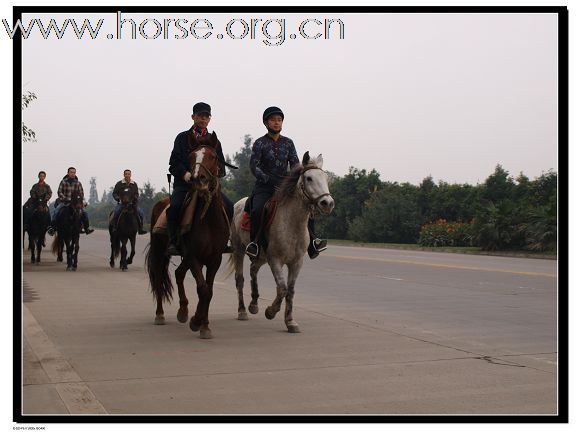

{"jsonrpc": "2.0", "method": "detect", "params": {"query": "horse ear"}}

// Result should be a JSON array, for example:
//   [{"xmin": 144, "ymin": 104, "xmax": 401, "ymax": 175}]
[
  {"xmin": 315, "ymin": 154, "xmax": 323, "ymax": 168},
  {"xmin": 302, "ymin": 151, "xmax": 310, "ymax": 166},
  {"xmin": 210, "ymin": 131, "xmax": 218, "ymax": 148}
]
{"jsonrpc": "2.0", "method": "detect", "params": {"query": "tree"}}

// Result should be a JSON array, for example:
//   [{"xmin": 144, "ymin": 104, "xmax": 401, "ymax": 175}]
[
  {"xmin": 348, "ymin": 182, "xmax": 422, "ymax": 243},
  {"xmin": 22, "ymin": 91, "xmax": 37, "ymax": 142},
  {"xmin": 88, "ymin": 177, "xmax": 99, "ymax": 205},
  {"xmin": 482, "ymin": 164, "xmax": 515, "ymax": 203},
  {"xmin": 316, "ymin": 167, "xmax": 382, "ymax": 239}
]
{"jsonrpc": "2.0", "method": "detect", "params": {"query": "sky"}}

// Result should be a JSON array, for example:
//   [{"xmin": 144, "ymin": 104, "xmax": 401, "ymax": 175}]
[{"xmin": 19, "ymin": 11, "xmax": 559, "ymax": 201}]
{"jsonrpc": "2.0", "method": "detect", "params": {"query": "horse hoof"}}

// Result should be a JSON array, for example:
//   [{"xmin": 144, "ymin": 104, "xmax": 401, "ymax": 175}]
[
  {"xmin": 177, "ymin": 309, "xmax": 188, "ymax": 323},
  {"xmin": 200, "ymin": 327, "xmax": 213, "ymax": 339},
  {"xmin": 72, "ymin": 267, "xmax": 77, "ymax": 271},
  {"xmin": 66, "ymin": 266, "xmax": 72, "ymax": 271},
  {"xmin": 126, "ymin": 259, "xmax": 133, "ymax": 265},
  {"xmin": 154, "ymin": 315, "xmax": 165, "ymax": 325},
  {"xmin": 265, "ymin": 307, "xmax": 276, "ymax": 320},
  {"xmin": 189, "ymin": 317, "xmax": 201, "ymax": 332},
  {"xmin": 122, "ymin": 267, "xmax": 127, "ymax": 272},
  {"xmin": 248, "ymin": 303, "xmax": 259, "ymax": 315},
  {"xmin": 286, "ymin": 322, "xmax": 301, "ymax": 333},
  {"xmin": 238, "ymin": 311, "xmax": 248, "ymax": 321},
  {"xmin": 31, "ymin": 259, "xmax": 35, "ymax": 264},
  {"xmin": 109, "ymin": 262, "xmax": 114, "ymax": 268}
]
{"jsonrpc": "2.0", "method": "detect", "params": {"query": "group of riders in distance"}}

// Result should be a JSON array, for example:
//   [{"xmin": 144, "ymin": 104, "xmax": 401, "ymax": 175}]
[{"xmin": 23, "ymin": 103, "xmax": 335, "ymax": 338}]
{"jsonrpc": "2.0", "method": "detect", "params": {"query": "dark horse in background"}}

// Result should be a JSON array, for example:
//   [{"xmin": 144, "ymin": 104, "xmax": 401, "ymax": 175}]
[
  {"xmin": 24, "ymin": 198, "xmax": 51, "ymax": 264},
  {"xmin": 146, "ymin": 132, "xmax": 230, "ymax": 339},
  {"xmin": 109, "ymin": 186, "xmax": 139, "ymax": 271},
  {"xmin": 51, "ymin": 195, "xmax": 83, "ymax": 271}
]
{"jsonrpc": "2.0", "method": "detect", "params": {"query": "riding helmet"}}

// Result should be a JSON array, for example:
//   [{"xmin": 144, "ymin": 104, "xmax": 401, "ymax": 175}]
[
  {"xmin": 263, "ymin": 106, "xmax": 284, "ymax": 123},
  {"xmin": 192, "ymin": 102, "xmax": 211, "ymax": 115}
]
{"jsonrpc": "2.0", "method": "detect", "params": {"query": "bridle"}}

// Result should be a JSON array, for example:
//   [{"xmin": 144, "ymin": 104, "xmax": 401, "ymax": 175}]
[
  {"xmin": 298, "ymin": 165, "xmax": 332, "ymax": 209},
  {"xmin": 189, "ymin": 145, "xmax": 221, "ymax": 219}
]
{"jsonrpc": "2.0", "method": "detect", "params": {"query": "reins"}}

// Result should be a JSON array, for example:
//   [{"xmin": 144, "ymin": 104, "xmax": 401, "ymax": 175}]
[{"xmin": 298, "ymin": 165, "xmax": 332, "ymax": 208}]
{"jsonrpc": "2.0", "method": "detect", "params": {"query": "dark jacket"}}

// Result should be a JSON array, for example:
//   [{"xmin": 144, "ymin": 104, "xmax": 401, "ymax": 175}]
[
  {"xmin": 30, "ymin": 182, "xmax": 52, "ymax": 202},
  {"xmin": 169, "ymin": 127, "xmax": 226, "ymax": 188},
  {"xmin": 57, "ymin": 175, "xmax": 84, "ymax": 204},
  {"xmin": 113, "ymin": 180, "xmax": 139, "ymax": 203}
]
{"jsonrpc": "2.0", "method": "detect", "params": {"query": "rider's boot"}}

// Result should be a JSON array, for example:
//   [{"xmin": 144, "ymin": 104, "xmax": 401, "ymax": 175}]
[
  {"xmin": 82, "ymin": 215, "xmax": 94, "ymax": 235},
  {"xmin": 166, "ymin": 221, "xmax": 181, "ymax": 257}
]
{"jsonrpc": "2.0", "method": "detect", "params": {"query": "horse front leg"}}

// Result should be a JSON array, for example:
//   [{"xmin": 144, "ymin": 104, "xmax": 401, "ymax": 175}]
[
  {"xmin": 109, "ymin": 234, "xmax": 116, "ymax": 268},
  {"xmin": 175, "ymin": 261, "xmax": 189, "ymax": 323},
  {"xmin": 197, "ymin": 257, "xmax": 221, "ymax": 339},
  {"xmin": 265, "ymin": 261, "xmax": 287, "ymax": 321},
  {"xmin": 126, "ymin": 234, "xmax": 136, "ymax": 265},
  {"xmin": 29, "ymin": 235, "xmax": 36, "ymax": 264},
  {"xmin": 57, "ymin": 238, "xmax": 63, "ymax": 262},
  {"xmin": 72, "ymin": 236, "xmax": 79, "ymax": 271},
  {"xmin": 65, "ymin": 239, "xmax": 73, "ymax": 271},
  {"xmin": 120, "ymin": 238, "xmax": 128, "ymax": 271},
  {"xmin": 284, "ymin": 260, "xmax": 304, "ymax": 333},
  {"xmin": 234, "ymin": 251, "xmax": 248, "ymax": 320},
  {"xmin": 188, "ymin": 259, "xmax": 212, "ymax": 339},
  {"xmin": 249, "ymin": 258, "xmax": 265, "ymax": 315},
  {"xmin": 35, "ymin": 237, "xmax": 42, "ymax": 264}
]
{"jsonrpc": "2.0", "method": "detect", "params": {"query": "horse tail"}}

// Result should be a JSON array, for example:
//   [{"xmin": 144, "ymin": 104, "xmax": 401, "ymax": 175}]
[
  {"xmin": 145, "ymin": 233, "xmax": 173, "ymax": 303},
  {"xmin": 51, "ymin": 233, "xmax": 60, "ymax": 255}
]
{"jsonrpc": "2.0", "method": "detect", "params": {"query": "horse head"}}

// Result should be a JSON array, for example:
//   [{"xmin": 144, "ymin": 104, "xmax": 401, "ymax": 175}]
[
  {"xmin": 33, "ymin": 198, "xmax": 49, "ymax": 214},
  {"xmin": 188, "ymin": 131, "xmax": 220, "ymax": 193},
  {"xmin": 299, "ymin": 151, "xmax": 335, "ymax": 215},
  {"xmin": 69, "ymin": 194, "xmax": 84, "ymax": 221},
  {"xmin": 119, "ymin": 187, "xmax": 135, "ymax": 211}
]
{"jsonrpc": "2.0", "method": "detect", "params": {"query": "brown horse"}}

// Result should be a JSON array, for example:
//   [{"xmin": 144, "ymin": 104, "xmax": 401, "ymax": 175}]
[{"xmin": 145, "ymin": 132, "xmax": 230, "ymax": 339}]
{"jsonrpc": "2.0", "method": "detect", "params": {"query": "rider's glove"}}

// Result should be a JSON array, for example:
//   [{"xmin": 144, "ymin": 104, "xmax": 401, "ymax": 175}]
[{"xmin": 184, "ymin": 172, "xmax": 192, "ymax": 182}]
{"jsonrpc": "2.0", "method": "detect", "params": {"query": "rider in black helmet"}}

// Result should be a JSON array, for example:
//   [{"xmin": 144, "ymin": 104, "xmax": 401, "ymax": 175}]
[{"xmin": 245, "ymin": 106, "xmax": 327, "ymax": 259}]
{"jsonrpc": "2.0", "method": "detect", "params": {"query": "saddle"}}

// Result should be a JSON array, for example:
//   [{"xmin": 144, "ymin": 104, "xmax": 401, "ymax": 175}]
[
  {"xmin": 240, "ymin": 196, "xmax": 278, "ymax": 232},
  {"xmin": 108, "ymin": 204, "xmax": 137, "ymax": 227}
]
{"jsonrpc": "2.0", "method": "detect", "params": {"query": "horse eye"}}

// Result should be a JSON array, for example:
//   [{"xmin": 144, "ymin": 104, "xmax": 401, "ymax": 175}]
[{"xmin": 306, "ymin": 177, "xmax": 312, "ymax": 182}]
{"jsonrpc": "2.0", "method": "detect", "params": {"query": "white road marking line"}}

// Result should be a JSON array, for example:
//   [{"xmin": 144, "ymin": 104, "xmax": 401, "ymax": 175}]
[
  {"xmin": 326, "ymin": 254, "xmax": 556, "ymax": 277},
  {"xmin": 376, "ymin": 276, "xmax": 403, "ymax": 281}
]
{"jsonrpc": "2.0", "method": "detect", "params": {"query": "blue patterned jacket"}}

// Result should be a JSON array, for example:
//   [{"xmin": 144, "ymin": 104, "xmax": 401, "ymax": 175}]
[{"xmin": 249, "ymin": 134, "xmax": 300, "ymax": 186}]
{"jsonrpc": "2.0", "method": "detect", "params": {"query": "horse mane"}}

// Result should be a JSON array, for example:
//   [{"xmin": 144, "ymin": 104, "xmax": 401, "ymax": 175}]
[{"xmin": 272, "ymin": 164, "xmax": 304, "ymax": 203}]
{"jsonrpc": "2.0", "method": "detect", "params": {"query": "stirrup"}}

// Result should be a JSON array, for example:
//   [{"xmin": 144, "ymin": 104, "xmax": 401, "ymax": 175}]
[
  {"xmin": 245, "ymin": 242, "xmax": 259, "ymax": 258},
  {"xmin": 313, "ymin": 238, "xmax": 327, "ymax": 252}
]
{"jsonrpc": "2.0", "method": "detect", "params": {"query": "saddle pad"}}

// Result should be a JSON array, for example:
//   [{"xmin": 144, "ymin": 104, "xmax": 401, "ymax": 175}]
[
  {"xmin": 151, "ymin": 192, "xmax": 199, "ymax": 235},
  {"xmin": 239, "ymin": 200, "xmax": 278, "ymax": 232}
]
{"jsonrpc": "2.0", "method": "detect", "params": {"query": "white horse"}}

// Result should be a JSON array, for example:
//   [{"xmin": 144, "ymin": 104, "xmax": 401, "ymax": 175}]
[{"xmin": 228, "ymin": 152, "xmax": 335, "ymax": 333}]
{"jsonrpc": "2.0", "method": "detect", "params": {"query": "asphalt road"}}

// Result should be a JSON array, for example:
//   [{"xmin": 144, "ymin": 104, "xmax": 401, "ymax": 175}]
[{"xmin": 21, "ymin": 230, "xmax": 558, "ymax": 416}]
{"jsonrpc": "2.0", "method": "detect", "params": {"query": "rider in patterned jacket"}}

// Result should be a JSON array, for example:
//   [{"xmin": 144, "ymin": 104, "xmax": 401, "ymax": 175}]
[
  {"xmin": 245, "ymin": 106, "xmax": 327, "ymax": 259},
  {"xmin": 47, "ymin": 167, "xmax": 94, "ymax": 235}
]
